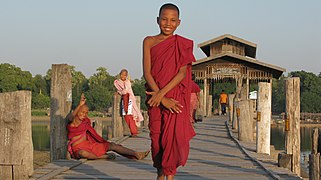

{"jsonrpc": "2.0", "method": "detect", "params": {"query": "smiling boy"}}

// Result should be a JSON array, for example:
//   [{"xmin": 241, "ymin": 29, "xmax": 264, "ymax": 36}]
[{"xmin": 143, "ymin": 3, "xmax": 196, "ymax": 180}]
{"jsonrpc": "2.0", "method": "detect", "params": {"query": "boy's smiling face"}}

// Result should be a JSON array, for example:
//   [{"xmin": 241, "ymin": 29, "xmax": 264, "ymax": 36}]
[
  {"xmin": 120, "ymin": 71, "xmax": 127, "ymax": 81},
  {"xmin": 157, "ymin": 8, "xmax": 180, "ymax": 36},
  {"xmin": 77, "ymin": 105, "xmax": 89, "ymax": 121}
]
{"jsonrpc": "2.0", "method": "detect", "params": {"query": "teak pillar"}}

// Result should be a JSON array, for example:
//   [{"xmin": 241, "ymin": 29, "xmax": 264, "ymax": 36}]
[
  {"xmin": 50, "ymin": 64, "xmax": 72, "ymax": 161},
  {"xmin": 0, "ymin": 91, "xmax": 33, "ymax": 179},
  {"xmin": 285, "ymin": 77, "xmax": 300, "ymax": 176},
  {"xmin": 256, "ymin": 82, "xmax": 272, "ymax": 155}
]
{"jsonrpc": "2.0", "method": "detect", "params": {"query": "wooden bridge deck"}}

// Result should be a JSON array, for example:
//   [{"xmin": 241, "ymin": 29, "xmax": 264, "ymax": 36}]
[{"xmin": 32, "ymin": 116, "xmax": 301, "ymax": 180}]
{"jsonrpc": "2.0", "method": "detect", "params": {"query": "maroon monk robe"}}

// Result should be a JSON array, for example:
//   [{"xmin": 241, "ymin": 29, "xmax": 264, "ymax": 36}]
[
  {"xmin": 147, "ymin": 34, "xmax": 196, "ymax": 175},
  {"xmin": 67, "ymin": 118, "xmax": 110, "ymax": 159}
]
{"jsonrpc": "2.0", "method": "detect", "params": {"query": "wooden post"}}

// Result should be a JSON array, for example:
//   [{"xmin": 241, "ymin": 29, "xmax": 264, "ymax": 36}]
[
  {"xmin": 238, "ymin": 100, "xmax": 253, "ymax": 142},
  {"xmin": 218, "ymin": 98, "xmax": 222, "ymax": 115},
  {"xmin": 249, "ymin": 99, "xmax": 256, "ymax": 140},
  {"xmin": 285, "ymin": 77, "xmax": 300, "ymax": 176},
  {"xmin": 142, "ymin": 111, "xmax": 149, "ymax": 128},
  {"xmin": 50, "ymin": 64, "xmax": 72, "ymax": 161},
  {"xmin": 256, "ymin": 82, "xmax": 272, "ymax": 155},
  {"xmin": 112, "ymin": 94, "xmax": 123, "ymax": 138},
  {"xmin": 135, "ymin": 96, "xmax": 141, "ymax": 127},
  {"xmin": 0, "ymin": 91, "xmax": 33, "ymax": 179},
  {"xmin": 207, "ymin": 95, "xmax": 212, "ymax": 117},
  {"xmin": 309, "ymin": 153, "xmax": 320, "ymax": 180},
  {"xmin": 309, "ymin": 128, "xmax": 320, "ymax": 180},
  {"xmin": 203, "ymin": 78, "xmax": 207, "ymax": 116},
  {"xmin": 228, "ymin": 94, "xmax": 235, "ymax": 122},
  {"xmin": 199, "ymin": 89, "xmax": 204, "ymax": 117},
  {"xmin": 93, "ymin": 119, "xmax": 103, "ymax": 137},
  {"xmin": 232, "ymin": 99, "xmax": 239, "ymax": 130}
]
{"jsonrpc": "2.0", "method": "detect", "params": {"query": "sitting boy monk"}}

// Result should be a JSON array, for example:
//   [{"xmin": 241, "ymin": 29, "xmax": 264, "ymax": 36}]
[{"xmin": 67, "ymin": 93, "xmax": 149, "ymax": 160}]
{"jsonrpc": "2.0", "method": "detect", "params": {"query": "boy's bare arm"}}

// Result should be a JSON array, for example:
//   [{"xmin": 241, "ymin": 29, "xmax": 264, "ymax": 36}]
[
  {"xmin": 143, "ymin": 37, "xmax": 160, "ymax": 92},
  {"xmin": 68, "ymin": 93, "xmax": 86, "ymax": 121},
  {"xmin": 148, "ymin": 65, "xmax": 187, "ymax": 107},
  {"xmin": 143, "ymin": 37, "xmax": 182, "ymax": 113}
]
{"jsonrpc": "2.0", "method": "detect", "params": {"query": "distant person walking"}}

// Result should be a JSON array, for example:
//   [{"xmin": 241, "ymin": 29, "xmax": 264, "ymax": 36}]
[
  {"xmin": 219, "ymin": 90, "xmax": 228, "ymax": 115},
  {"xmin": 190, "ymin": 74, "xmax": 200, "ymax": 126}
]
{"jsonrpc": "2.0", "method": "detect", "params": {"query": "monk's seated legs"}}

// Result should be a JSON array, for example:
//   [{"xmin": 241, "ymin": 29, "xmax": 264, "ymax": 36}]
[{"xmin": 108, "ymin": 142, "xmax": 149, "ymax": 160}]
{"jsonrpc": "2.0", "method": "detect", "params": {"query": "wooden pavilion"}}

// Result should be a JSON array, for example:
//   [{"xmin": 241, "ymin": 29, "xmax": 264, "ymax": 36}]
[{"xmin": 192, "ymin": 34, "xmax": 286, "ymax": 116}]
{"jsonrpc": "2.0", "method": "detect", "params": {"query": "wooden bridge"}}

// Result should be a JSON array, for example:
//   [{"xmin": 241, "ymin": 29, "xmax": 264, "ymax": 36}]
[{"xmin": 31, "ymin": 116, "xmax": 300, "ymax": 180}]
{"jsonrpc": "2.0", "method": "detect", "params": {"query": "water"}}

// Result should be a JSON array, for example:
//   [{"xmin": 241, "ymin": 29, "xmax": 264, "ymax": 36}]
[
  {"xmin": 32, "ymin": 119, "xmax": 112, "ymax": 151},
  {"xmin": 271, "ymin": 125, "xmax": 313, "ymax": 169}
]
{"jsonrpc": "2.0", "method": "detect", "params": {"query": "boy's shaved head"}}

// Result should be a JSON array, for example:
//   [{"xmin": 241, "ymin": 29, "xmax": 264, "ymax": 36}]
[{"xmin": 159, "ymin": 3, "xmax": 180, "ymax": 17}]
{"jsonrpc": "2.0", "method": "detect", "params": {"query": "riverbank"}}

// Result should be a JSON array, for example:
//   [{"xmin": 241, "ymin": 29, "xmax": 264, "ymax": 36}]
[{"xmin": 32, "ymin": 116, "xmax": 112, "ymax": 121}]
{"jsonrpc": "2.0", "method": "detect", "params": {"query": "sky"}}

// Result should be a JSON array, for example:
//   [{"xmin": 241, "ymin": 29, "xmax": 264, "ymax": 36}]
[{"xmin": 1, "ymin": 0, "xmax": 320, "ymax": 79}]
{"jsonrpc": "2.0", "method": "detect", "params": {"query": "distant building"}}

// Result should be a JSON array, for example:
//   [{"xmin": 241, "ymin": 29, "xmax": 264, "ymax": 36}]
[{"xmin": 192, "ymin": 34, "xmax": 285, "ymax": 116}]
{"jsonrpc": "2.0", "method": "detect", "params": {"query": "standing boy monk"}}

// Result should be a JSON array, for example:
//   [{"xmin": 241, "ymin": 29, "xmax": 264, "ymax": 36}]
[
  {"xmin": 143, "ymin": 3, "xmax": 196, "ymax": 180},
  {"xmin": 114, "ymin": 69, "xmax": 144, "ymax": 137},
  {"xmin": 67, "ymin": 93, "xmax": 149, "ymax": 160}
]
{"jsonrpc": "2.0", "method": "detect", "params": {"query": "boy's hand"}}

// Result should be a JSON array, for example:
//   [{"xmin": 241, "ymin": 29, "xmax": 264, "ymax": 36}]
[
  {"xmin": 80, "ymin": 93, "xmax": 86, "ymax": 106},
  {"xmin": 161, "ymin": 97, "xmax": 183, "ymax": 113},
  {"xmin": 146, "ymin": 91, "xmax": 164, "ymax": 107}
]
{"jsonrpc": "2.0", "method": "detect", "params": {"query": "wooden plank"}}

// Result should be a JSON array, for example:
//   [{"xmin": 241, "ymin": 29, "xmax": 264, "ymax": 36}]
[{"xmin": 34, "ymin": 116, "xmax": 301, "ymax": 179}]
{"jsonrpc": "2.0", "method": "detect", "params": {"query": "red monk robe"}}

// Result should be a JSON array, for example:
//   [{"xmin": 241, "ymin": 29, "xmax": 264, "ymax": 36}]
[
  {"xmin": 67, "ymin": 117, "xmax": 110, "ymax": 159},
  {"xmin": 147, "ymin": 35, "xmax": 196, "ymax": 175}
]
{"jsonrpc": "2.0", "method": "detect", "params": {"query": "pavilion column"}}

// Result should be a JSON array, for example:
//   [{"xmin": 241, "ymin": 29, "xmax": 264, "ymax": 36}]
[
  {"xmin": 203, "ymin": 78, "xmax": 207, "ymax": 117},
  {"xmin": 246, "ymin": 75, "xmax": 250, "ymax": 100}
]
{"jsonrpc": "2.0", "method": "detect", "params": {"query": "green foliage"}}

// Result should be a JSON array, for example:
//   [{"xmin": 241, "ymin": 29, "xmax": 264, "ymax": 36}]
[
  {"xmin": 33, "ymin": 74, "xmax": 48, "ymax": 95},
  {"xmin": 0, "ymin": 63, "xmax": 34, "ymax": 92},
  {"xmin": 32, "ymin": 93, "xmax": 50, "ymax": 109},
  {"xmin": 31, "ymin": 109, "xmax": 49, "ymax": 116},
  {"xmin": 272, "ymin": 75, "xmax": 285, "ymax": 114},
  {"xmin": 4, "ymin": 62, "xmax": 319, "ymax": 114},
  {"xmin": 85, "ymin": 86, "xmax": 113, "ymax": 112},
  {"xmin": 132, "ymin": 77, "xmax": 147, "ymax": 110},
  {"xmin": 272, "ymin": 71, "xmax": 321, "ymax": 113}
]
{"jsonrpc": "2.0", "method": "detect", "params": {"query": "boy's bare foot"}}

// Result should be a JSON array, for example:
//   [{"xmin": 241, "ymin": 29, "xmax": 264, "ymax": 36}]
[
  {"xmin": 157, "ymin": 168, "xmax": 164, "ymax": 180},
  {"xmin": 106, "ymin": 153, "xmax": 116, "ymax": 160},
  {"xmin": 136, "ymin": 150, "xmax": 150, "ymax": 160}
]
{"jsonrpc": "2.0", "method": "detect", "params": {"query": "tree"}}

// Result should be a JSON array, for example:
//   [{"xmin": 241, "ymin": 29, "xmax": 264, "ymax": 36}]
[
  {"xmin": 85, "ymin": 86, "xmax": 113, "ymax": 112},
  {"xmin": 70, "ymin": 66, "xmax": 88, "ymax": 108},
  {"xmin": 33, "ymin": 74, "xmax": 48, "ymax": 95},
  {"xmin": 272, "ymin": 75, "xmax": 285, "ymax": 114},
  {"xmin": 32, "ymin": 93, "xmax": 50, "ymax": 109},
  {"xmin": 0, "ymin": 63, "xmax": 33, "ymax": 92},
  {"xmin": 132, "ymin": 77, "xmax": 147, "ymax": 110}
]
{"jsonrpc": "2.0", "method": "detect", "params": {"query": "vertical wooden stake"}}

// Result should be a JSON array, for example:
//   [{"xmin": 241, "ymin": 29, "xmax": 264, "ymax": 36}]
[
  {"xmin": 50, "ymin": 64, "xmax": 72, "ymax": 161},
  {"xmin": 0, "ymin": 91, "xmax": 33, "ymax": 179},
  {"xmin": 256, "ymin": 82, "xmax": 272, "ymax": 155},
  {"xmin": 238, "ymin": 100, "xmax": 253, "ymax": 142},
  {"xmin": 285, "ymin": 77, "xmax": 300, "ymax": 176},
  {"xmin": 228, "ymin": 94, "xmax": 235, "ymax": 122},
  {"xmin": 207, "ymin": 95, "xmax": 212, "ymax": 117},
  {"xmin": 203, "ymin": 78, "xmax": 207, "ymax": 116},
  {"xmin": 112, "ymin": 94, "xmax": 123, "ymax": 138}
]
